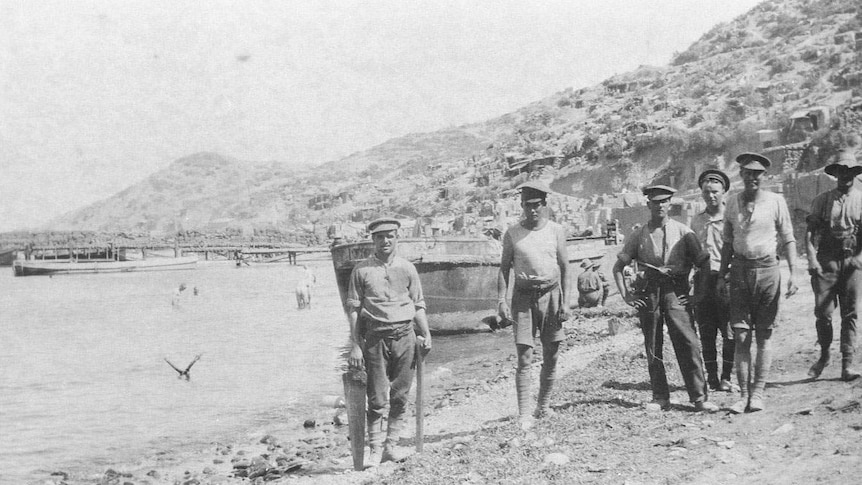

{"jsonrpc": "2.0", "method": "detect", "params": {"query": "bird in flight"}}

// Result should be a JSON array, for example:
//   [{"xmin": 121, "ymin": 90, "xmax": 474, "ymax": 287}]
[{"xmin": 165, "ymin": 354, "xmax": 202, "ymax": 380}]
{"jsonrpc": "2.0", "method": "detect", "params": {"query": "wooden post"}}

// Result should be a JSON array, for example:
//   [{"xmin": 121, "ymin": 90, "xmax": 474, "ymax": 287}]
[{"xmin": 415, "ymin": 336, "xmax": 427, "ymax": 453}]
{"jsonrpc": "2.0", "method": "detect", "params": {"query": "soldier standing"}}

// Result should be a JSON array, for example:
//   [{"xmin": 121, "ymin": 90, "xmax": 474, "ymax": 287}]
[
  {"xmin": 346, "ymin": 218, "xmax": 433, "ymax": 466},
  {"xmin": 497, "ymin": 181, "xmax": 570, "ymax": 430},
  {"xmin": 719, "ymin": 153, "xmax": 799, "ymax": 414},
  {"xmin": 806, "ymin": 150, "xmax": 862, "ymax": 381},
  {"xmin": 612, "ymin": 185, "xmax": 717, "ymax": 412},
  {"xmin": 691, "ymin": 169, "xmax": 735, "ymax": 392}
]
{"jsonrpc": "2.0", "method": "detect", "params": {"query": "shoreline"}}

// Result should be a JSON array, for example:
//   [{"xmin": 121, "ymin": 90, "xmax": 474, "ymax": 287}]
[{"xmin": 34, "ymin": 305, "xmax": 636, "ymax": 485}]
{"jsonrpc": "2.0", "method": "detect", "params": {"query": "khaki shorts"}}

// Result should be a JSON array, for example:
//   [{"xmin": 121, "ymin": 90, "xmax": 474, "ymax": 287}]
[{"xmin": 511, "ymin": 284, "xmax": 565, "ymax": 347}]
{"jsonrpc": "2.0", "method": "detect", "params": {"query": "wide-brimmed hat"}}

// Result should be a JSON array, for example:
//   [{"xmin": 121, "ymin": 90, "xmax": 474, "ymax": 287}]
[
  {"xmin": 825, "ymin": 149, "xmax": 862, "ymax": 177},
  {"xmin": 698, "ymin": 169, "xmax": 730, "ymax": 190},
  {"xmin": 518, "ymin": 181, "xmax": 552, "ymax": 203},
  {"xmin": 642, "ymin": 185, "xmax": 676, "ymax": 202},
  {"xmin": 367, "ymin": 217, "xmax": 401, "ymax": 234},
  {"xmin": 736, "ymin": 152, "xmax": 771, "ymax": 171},
  {"xmin": 580, "ymin": 258, "xmax": 591, "ymax": 268}
]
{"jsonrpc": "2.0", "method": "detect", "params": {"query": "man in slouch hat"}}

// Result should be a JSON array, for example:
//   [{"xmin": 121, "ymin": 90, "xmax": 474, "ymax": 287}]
[
  {"xmin": 612, "ymin": 185, "xmax": 718, "ymax": 412},
  {"xmin": 806, "ymin": 149, "xmax": 862, "ymax": 381},
  {"xmin": 346, "ymin": 218, "xmax": 433, "ymax": 466},
  {"xmin": 719, "ymin": 153, "xmax": 799, "ymax": 414},
  {"xmin": 577, "ymin": 259, "xmax": 609, "ymax": 308},
  {"xmin": 497, "ymin": 181, "xmax": 570, "ymax": 430},
  {"xmin": 691, "ymin": 169, "xmax": 735, "ymax": 392}
]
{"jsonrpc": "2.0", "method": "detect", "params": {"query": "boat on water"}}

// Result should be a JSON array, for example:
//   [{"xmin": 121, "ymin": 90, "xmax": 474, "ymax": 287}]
[
  {"xmin": 330, "ymin": 237, "xmax": 502, "ymax": 332},
  {"xmin": 330, "ymin": 236, "xmax": 613, "ymax": 332},
  {"xmin": 13, "ymin": 255, "xmax": 198, "ymax": 277}
]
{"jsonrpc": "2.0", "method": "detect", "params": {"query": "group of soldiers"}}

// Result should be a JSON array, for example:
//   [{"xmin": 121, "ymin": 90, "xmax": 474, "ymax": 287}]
[{"xmin": 343, "ymin": 148, "xmax": 862, "ymax": 466}]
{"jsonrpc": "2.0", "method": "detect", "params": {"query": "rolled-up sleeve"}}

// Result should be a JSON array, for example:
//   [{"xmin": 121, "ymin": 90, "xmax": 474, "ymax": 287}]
[
  {"xmin": 617, "ymin": 228, "xmax": 639, "ymax": 265},
  {"xmin": 407, "ymin": 262, "xmax": 426, "ymax": 311},
  {"xmin": 776, "ymin": 196, "xmax": 796, "ymax": 245},
  {"xmin": 806, "ymin": 194, "xmax": 825, "ymax": 230},
  {"xmin": 346, "ymin": 267, "xmax": 363, "ymax": 310}
]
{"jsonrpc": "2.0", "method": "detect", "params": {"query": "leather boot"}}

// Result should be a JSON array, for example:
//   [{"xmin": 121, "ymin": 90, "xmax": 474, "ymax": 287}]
[
  {"xmin": 365, "ymin": 416, "xmax": 384, "ymax": 468},
  {"xmin": 842, "ymin": 353, "xmax": 861, "ymax": 381},
  {"xmin": 808, "ymin": 347, "xmax": 830, "ymax": 379}
]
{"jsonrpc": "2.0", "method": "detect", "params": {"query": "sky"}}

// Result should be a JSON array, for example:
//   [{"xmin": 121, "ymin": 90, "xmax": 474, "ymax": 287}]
[{"xmin": 0, "ymin": 0, "xmax": 763, "ymax": 232}]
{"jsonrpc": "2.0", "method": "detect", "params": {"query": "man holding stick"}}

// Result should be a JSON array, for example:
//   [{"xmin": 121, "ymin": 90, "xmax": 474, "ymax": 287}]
[{"xmin": 346, "ymin": 218, "xmax": 432, "ymax": 466}]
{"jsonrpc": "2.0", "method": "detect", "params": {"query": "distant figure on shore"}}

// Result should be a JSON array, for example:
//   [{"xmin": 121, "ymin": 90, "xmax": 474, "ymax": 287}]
[
  {"xmin": 577, "ymin": 259, "xmax": 609, "ymax": 308},
  {"xmin": 171, "ymin": 283, "xmax": 187, "ymax": 307},
  {"xmin": 193, "ymin": 286, "xmax": 199, "ymax": 296},
  {"xmin": 164, "ymin": 354, "xmax": 201, "ymax": 380},
  {"xmin": 295, "ymin": 265, "xmax": 316, "ymax": 309}
]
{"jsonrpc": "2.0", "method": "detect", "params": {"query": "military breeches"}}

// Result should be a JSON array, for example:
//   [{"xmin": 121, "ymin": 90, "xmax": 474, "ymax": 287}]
[{"xmin": 811, "ymin": 256, "xmax": 862, "ymax": 357}]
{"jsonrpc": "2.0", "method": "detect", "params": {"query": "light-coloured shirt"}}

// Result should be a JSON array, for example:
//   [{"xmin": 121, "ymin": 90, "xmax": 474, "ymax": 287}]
[
  {"xmin": 501, "ymin": 220, "xmax": 566, "ymax": 287},
  {"xmin": 691, "ymin": 208, "xmax": 725, "ymax": 271},
  {"xmin": 618, "ymin": 218, "xmax": 704, "ymax": 276},
  {"xmin": 577, "ymin": 269, "xmax": 608, "ymax": 293},
  {"xmin": 346, "ymin": 254, "xmax": 425, "ymax": 323},
  {"xmin": 723, "ymin": 190, "xmax": 795, "ymax": 263},
  {"xmin": 807, "ymin": 188, "xmax": 862, "ymax": 238}
]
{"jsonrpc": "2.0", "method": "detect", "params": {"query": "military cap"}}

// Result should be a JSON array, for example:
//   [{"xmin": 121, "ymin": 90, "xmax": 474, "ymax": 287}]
[
  {"xmin": 580, "ymin": 258, "xmax": 592, "ymax": 268},
  {"xmin": 698, "ymin": 169, "xmax": 730, "ymax": 190},
  {"xmin": 825, "ymin": 149, "xmax": 862, "ymax": 177},
  {"xmin": 367, "ymin": 217, "xmax": 401, "ymax": 234},
  {"xmin": 736, "ymin": 152, "xmax": 771, "ymax": 171},
  {"xmin": 642, "ymin": 185, "xmax": 676, "ymax": 202},
  {"xmin": 518, "ymin": 180, "xmax": 552, "ymax": 203}
]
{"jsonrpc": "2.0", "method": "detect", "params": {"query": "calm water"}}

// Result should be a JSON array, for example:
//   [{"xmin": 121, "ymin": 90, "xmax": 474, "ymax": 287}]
[
  {"xmin": 0, "ymin": 257, "xmax": 506, "ymax": 483},
  {"xmin": 0, "ymin": 259, "xmax": 356, "ymax": 483}
]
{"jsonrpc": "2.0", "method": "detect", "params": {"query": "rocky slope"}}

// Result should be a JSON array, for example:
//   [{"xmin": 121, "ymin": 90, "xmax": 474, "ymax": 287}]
[{"xmin": 49, "ymin": 0, "xmax": 862, "ymax": 235}]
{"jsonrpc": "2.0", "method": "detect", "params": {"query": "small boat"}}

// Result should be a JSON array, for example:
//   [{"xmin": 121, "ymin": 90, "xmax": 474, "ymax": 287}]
[
  {"xmin": 330, "ymin": 237, "xmax": 502, "ymax": 332},
  {"xmin": 13, "ymin": 255, "xmax": 198, "ymax": 277}
]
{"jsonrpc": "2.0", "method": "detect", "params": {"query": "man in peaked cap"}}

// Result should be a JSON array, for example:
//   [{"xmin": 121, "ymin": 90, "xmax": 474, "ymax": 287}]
[
  {"xmin": 691, "ymin": 169, "xmax": 735, "ymax": 393},
  {"xmin": 577, "ymin": 258, "xmax": 609, "ymax": 308},
  {"xmin": 806, "ymin": 149, "xmax": 862, "ymax": 382},
  {"xmin": 612, "ymin": 185, "xmax": 717, "ymax": 412},
  {"xmin": 719, "ymin": 152, "xmax": 798, "ymax": 414},
  {"xmin": 346, "ymin": 217, "xmax": 432, "ymax": 466},
  {"xmin": 498, "ymin": 180, "xmax": 569, "ymax": 429}
]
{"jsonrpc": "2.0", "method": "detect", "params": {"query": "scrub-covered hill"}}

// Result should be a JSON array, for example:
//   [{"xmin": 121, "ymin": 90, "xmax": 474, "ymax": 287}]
[{"xmin": 49, "ymin": 0, "xmax": 862, "ymax": 236}]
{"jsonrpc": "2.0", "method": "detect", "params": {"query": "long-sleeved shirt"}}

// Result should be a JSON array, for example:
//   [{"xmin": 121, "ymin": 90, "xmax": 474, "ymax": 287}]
[{"xmin": 346, "ymin": 254, "xmax": 425, "ymax": 323}]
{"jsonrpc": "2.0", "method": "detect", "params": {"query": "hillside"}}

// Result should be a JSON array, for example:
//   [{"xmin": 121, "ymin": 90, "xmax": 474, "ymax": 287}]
[{"xmin": 49, "ymin": 0, "xmax": 862, "ymax": 236}]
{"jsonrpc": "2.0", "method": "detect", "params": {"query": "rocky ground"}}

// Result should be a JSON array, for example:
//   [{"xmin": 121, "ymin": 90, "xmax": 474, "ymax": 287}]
[{"xmin": 41, "ymin": 270, "xmax": 862, "ymax": 485}]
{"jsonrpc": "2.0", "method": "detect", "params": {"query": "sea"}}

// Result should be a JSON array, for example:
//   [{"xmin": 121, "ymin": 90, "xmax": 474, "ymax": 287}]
[{"xmin": 0, "ymin": 257, "xmax": 505, "ymax": 483}]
